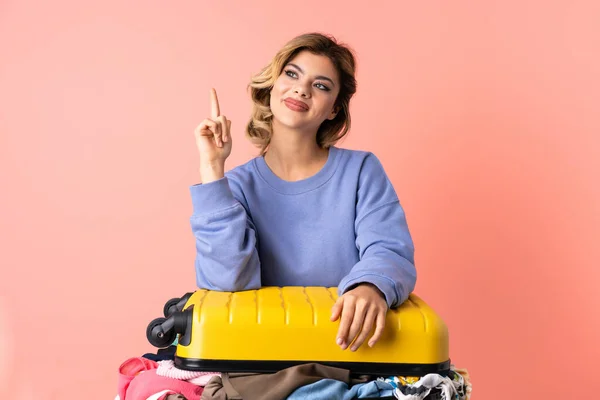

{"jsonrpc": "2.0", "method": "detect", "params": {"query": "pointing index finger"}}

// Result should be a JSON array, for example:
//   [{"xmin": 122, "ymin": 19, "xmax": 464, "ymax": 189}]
[{"xmin": 210, "ymin": 88, "xmax": 220, "ymax": 119}]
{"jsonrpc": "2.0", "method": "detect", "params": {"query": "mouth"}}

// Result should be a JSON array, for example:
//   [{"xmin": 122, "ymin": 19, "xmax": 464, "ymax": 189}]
[{"xmin": 283, "ymin": 98, "xmax": 309, "ymax": 112}]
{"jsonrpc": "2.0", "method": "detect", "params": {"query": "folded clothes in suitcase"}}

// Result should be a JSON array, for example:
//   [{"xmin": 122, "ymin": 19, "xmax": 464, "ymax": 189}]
[{"xmin": 147, "ymin": 286, "xmax": 450, "ymax": 377}]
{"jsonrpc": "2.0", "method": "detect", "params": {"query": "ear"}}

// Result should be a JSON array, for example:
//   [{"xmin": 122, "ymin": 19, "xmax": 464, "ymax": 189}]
[{"xmin": 327, "ymin": 106, "xmax": 340, "ymax": 120}]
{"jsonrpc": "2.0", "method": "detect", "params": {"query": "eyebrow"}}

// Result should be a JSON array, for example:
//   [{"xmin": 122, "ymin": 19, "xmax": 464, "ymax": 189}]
[{"xmin": 287, "ymin": 63, "xmax": 336, "ymax": 87}]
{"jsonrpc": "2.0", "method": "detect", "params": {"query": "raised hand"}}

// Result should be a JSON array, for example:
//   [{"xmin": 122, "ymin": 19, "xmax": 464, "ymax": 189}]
[{"xmin": 194, "ymin": 88, "xmax": 232, "ymax": 182}]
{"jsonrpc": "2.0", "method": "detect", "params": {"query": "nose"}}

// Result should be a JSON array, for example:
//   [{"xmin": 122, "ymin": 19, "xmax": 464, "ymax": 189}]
[{"xmin": 293, "ymin": 82, "xmax": 310, "ymax": 98}]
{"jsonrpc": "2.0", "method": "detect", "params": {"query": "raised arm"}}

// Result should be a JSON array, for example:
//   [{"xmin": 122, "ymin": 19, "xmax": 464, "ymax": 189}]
[{"xmin": 190, "ymin": 88, "xmax": 261, "ymax": 291}]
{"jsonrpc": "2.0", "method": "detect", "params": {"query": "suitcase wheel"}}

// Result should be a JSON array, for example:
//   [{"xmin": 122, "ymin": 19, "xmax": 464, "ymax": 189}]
[
  {"xmin": 146, "ymin": 317, "xmax": 176, "ymax": 348},
  {"xmin": 163, "ymin": 298, "xmax": 182, "ymax": 318}
]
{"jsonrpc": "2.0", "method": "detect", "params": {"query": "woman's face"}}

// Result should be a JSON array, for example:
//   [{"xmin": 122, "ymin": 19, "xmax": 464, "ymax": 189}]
[{"xmin": 270, "ymin": 50, "xmax": 341, "ymax": 134}]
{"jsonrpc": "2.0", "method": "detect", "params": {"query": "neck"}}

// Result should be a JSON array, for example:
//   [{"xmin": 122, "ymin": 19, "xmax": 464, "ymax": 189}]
[{"xmin": 264, "ymin": 123, "xmax": 329, "ymax": 182}]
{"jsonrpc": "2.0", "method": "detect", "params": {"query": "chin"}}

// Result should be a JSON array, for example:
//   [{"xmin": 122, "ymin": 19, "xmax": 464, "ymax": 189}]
[
  {"xmin": 274, "ymin": 118, "xmax": 309, "ymax": 131},
  {"xmin": 272, "ymin": 106, "xmax": 310, "ymax": 129}
]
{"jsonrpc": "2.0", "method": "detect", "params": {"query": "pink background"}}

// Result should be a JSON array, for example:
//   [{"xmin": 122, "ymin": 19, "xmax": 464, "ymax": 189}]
[{"xmin": 1, "ymin": 0, "xmax": 599, "ymax": 398}]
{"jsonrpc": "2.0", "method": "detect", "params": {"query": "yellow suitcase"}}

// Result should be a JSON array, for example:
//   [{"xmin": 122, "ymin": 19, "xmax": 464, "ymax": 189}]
[{"xmin": 146, "ymin": 287, "xmax": 450, "ymax": 376}]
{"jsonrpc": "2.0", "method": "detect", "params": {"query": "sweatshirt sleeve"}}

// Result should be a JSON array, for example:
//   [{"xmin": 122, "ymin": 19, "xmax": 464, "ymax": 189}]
[
  {"xmin": 190, "ymin": 176, "xmax": 261, "ymax": 292},
  {"xmin": 337, "ymin": 153, "xmax": 417, "ymax": 308}
]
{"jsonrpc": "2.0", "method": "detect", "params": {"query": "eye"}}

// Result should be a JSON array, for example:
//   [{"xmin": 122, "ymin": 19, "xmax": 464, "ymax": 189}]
[
  {"xmin": 315, "ymin": 82, "xmax": 330, "ymax": 91},
  {"xmin": 284, "ymin": 69, "xmax": 297, "ymax": 78}
]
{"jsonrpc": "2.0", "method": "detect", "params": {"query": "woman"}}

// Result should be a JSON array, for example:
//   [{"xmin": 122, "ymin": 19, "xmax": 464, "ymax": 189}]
[{"xmin": 191, "ymin": 33, "xmax": 416, "ymax": 353}]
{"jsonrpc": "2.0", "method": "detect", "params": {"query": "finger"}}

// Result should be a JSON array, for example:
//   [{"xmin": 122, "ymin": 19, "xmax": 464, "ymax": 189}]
[
  {"xmin": 226, "ymin": 119, "xmax": 232, "ymax": 143},
  {"xmin": 196, "ymin": 119, "xmax": 218, "ymax": 138},
  {"xmin": 214, "ymin": 119, "xmax": 222, "ymax": 147},
  {"xmin": 346, "ymin": 301, "xmax": 368, "ymax": 351},
  {"xmin": 218, "ymin": 116, "xmax": 228, "ymax": 142},
  {"xmin": 330, "ymin": 298, "xmax": 343, "ymax": 322},
  {"xmin": 351, "ymin": 308, "xmax": 377, "ymax": 351},
  {"xmin": 336, "ymin": 301, "xmax": 355, "ymax": 350},
  {"xmin": 368, "ymin": 309, "xmax": 387, "ymax": 347},
  {"xmin": 210, "ymin": 88, "xmax": 220, "ymax": 120}
]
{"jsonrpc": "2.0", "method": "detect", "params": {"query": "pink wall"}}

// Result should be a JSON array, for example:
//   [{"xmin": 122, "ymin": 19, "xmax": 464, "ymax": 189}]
[{"xmin": 1, "ymin": 1, "xmax": 599, "ymax": 398}]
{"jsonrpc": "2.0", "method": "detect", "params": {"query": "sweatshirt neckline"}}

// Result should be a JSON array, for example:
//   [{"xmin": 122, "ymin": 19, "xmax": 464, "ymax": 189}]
[{"xmin": 254, "ymin": 146, "xmax": 341, "ymax": 195}]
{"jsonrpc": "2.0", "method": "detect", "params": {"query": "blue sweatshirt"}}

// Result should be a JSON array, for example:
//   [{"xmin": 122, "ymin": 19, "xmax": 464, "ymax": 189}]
[{"xmin": 189, "ymin": 146, "xmax": 417, "ymax": 307}]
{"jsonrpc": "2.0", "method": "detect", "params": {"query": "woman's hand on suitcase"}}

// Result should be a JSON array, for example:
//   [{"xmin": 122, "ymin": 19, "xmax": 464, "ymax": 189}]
[
  {"xmin": 194, "ymin": 88, "xmax": 232, "ymax": 182},
  {"xmin": 330, "ymin": 283, "xmax": 387, "ymax": 351}
]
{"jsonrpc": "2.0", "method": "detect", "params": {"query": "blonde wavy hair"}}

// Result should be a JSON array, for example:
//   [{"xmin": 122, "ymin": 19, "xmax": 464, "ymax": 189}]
[{"xmin": 246, "ymin": 33, "xmax": 357, "ymax": 155}]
